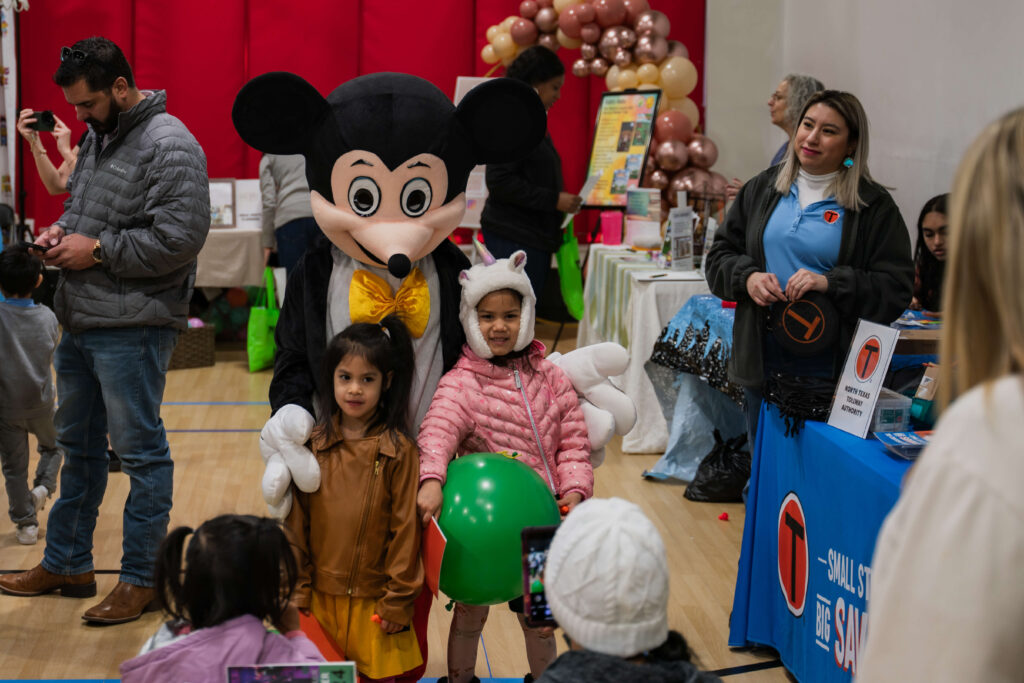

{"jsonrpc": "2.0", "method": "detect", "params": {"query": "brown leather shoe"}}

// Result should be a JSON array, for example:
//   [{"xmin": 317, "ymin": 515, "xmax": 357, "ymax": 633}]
[
  {"xmin": 82, "ymin": 581, "xmax": 158, "ymax": 625},
  {"xmin": 0, "ymin": 564, "xmax": 96, "ymax": 598}
]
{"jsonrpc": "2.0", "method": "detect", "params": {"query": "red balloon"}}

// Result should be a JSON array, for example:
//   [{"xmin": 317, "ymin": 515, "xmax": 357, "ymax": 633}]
[
  {"xmin": 648, "ymin": 168, "xmax": 670, "ymax": 190},
  {"xmin": 654, "ymin": 110, "xmax": 694, "ymax": 144},
  {"xmin": 623, "ymin": 0, "xmax": 650, "ymax": 25},
  {"xmin": 594, "ymin": 0, "xmax": 627, "ymax": 28},
  {"xmin": 511, "ymin": 18, "xmax": 539, "ymax": 45},
  {"xmin": 535, "ymin": 7, "xmax": 558, "ymax": 32},
  {"xmin": 559, "ymin": 6, "xmax": 583, "ymax": 39},
  {"xmin": 580, "ymin": 22, "xmax": 602, "ymax": 44},
  {"xmin": 687, "ymin": 134, "xmax": 719, "ymax": 169},
  {"xmin": 575, "ymin": 3, "xmax": 596, "ymax": 23},
  {"xmin": 654, "ymin": 139, "xmax": 689, "ymax": 172},
  {"xmin": 520, "ymin": 0, "xmax": 539, "ymax": 19}
]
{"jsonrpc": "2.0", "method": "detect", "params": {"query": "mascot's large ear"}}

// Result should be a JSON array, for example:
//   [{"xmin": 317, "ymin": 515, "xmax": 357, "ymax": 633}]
[
  {"xmin": 232, "ymin": 72, "xmax": 329, "ymax": 154},
  {"xmin": 455, "ymin": 78, "xmax": 546, "ymax": 165}
]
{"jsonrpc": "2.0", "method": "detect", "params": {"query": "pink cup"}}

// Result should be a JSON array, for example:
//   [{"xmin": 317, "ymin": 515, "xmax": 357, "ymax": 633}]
[{"xmin": 600, "ymin": 211, "xmax": 623, "ymax": 245}]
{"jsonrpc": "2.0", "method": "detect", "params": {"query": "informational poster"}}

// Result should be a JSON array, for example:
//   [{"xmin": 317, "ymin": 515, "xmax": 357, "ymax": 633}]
[
  {"xmin": 828, "ymin": 320, "xmax": 900, "ymax": 438},
  {"xmin": 233, "ymin": 178, "xmax": 262, "ymax": 230},
  {"xmin": 583, "ymin": 90, "xmax": 661, "ymax": 208}
]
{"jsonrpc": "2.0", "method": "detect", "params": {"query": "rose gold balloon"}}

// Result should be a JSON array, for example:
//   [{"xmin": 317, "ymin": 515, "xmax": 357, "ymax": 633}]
[
  {"xmin": 644, "ymin": 153, "xmax": 657, "ymax": 176},
  {"xmin": 571, "ymin": 58, "xmax": 590, "ymax": 78},
  {"xmin": 687, "ymin": 134, "xmax": 719, "ymax": 169},
  {"xmin": 666, "ymin": 39, "xmax": 688, "ymax": 58},
  {"xmin": 511, "ymin": 18, "xmax": 539, "ymax": 45},
  {"xmin": 648, "ymin": 168, "xmax": 670, "ymax": 190},
  {"xmin": 575, "ymin": 3, "xmax": 596, "ymax": 23},
  {"xmin": 537, "ymin": 33, "xmax": 560, "ymax": 50},
  {"xmin": 558, "ymin": 6, "xmax": 583, "ymax": 39},
  {"xmin": 613, "ymin": 47, "xmax": 633, "ymax": 68},
  {"xmin": 616, "ymin": 26, "xmax": 637, "ymax": 48},
  {"xmin": 671, "ymin": 167, "xmax": 712, "ymax": 196},
  {"xmin": 536, "ymin": 0, "xmax": 553, "ymax": 6},
  {"xmin": 633, "ymin": 34, "xmax": 667, "ymax": 64},
  {"xmin": 598, "ymin": 27, "xmax": 620, "ymax": 59},
  {"xmin": 623, "ymin": 0, "xmax": 650, "ymax": 25},
  {"xmin": 589, "ymin": 57, "xmax": 610, "ymax": 77},
  {"xmin": 535, "ymin": 7, "xmax": 558, "ymax": 32},
  {"xmin": 655, "ymin": 139, "xmax": 689, "ymax": 172},
  {"xmin": 580, "ymin": 22, "xmax": 602, "ymax": 43},
  {"xmin": 520, "ymin": 0, "xmax": 539, "ymax": 18},
  {"xmin": 594, "ymin": 0, "xmax": 627, "ymax": 27},
  {"xmin": 654, "ymin": 110, "xmax": 694, "ymax": 144},
  {"xmin": 709, "ymin": 171, "xmax": 729, "ymax": 196},
  {"xmin": 660, "ymin": 197, "xmax": 671, "ymax": 216},
  {"xmin": 634, "ymin": 9, "xmax": 670, "ymax": 38},
  {"xmin": 581, "ymin": 43, "xmax": 597, "ymax": 60}
]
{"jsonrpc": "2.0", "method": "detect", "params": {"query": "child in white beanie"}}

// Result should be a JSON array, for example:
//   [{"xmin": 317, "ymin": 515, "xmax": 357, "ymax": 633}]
[
  {"xmin": 538, "ymin": 497, "xmax": 721, "ymax": 683},
  {"xmin": 417, "ymin": 249, "xmax": 594, "ymax": 683}
]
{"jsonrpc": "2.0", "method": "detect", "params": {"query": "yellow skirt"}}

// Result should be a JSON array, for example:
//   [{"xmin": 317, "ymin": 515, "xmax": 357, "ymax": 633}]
[{"xmin": 311, "ymin": 590, "xmax": 423, "ymax": 679}]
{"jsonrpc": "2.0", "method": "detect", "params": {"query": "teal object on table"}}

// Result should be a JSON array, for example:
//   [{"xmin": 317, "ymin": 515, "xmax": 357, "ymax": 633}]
[
  {"xmin": 555, "ymin": 219, "xmax": 584, "ymax": 321},
  {"xmin": 438, "ymin": 453, "xmax": 561, "ymax": 606}
]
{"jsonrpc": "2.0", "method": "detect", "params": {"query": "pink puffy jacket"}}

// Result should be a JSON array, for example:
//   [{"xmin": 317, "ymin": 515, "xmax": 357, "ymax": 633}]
[{"xmin": 418, "ymin": 341, "xmax": 593, "ymax": 500}]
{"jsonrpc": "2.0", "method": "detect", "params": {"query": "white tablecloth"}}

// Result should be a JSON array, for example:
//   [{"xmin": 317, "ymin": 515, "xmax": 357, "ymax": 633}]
[
  {"xmin": 195, "ymin": 225, "xmax": 264, "ymax": 288},
  {"xmin": 578, "ymin": 244, "xmax": 710, "ymax": 453}
]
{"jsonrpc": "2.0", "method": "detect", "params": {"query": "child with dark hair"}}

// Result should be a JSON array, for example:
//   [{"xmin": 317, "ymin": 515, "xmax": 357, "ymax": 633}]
[
  {"xmin": 911, "ymin": 193, "xmax": 949, "ymax": 312},
  {"xmin": 284, "ymin": 315, "xmax": 424, "ymax": 682},
  {"xmin": 0, "ymin": 244, "xmax": 62, "ymax": 546},
  {"xmin": 119, "ymin": 514, "xmax": 323, "ymax": 682}
]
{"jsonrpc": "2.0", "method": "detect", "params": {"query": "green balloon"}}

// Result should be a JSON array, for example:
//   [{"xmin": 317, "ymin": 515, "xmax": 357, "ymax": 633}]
[{"xmin": 438, "ymin": 453, "xmax": 560, "ymax": 606}]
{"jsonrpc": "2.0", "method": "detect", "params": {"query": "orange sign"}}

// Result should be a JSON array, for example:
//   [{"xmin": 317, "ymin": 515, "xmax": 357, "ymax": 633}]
[{"xmin": 855, "ymin": 336, "xmax": 882, "ymax": 381}]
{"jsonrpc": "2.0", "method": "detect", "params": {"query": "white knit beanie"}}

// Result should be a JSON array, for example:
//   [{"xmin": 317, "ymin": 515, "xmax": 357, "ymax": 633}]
[
  {"xmin": 458, "ymin": 250, "xmax": 536, "ymax": 359},
  {"xmin": 544, "ymin": 497, "xmax": 669, "ymax": 657}
]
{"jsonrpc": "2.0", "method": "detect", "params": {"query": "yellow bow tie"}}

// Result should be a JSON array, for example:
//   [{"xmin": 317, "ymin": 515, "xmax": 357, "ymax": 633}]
[{"xmin": 349, "ymin": 267, "xmax": 430, "ymax": 338}]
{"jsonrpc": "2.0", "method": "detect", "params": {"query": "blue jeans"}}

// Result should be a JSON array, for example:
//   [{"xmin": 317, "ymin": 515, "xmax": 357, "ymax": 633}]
[
  {"xmin": 42, "ymin": 327, "xmax": 178, "ymax": 586},
  {"xmin": 275, "ymin": 216, "xmax": 321, "ymax": 276},
  {"xmin": 480, "ymin": 229, "xmax": 551, "ymax": 298}
]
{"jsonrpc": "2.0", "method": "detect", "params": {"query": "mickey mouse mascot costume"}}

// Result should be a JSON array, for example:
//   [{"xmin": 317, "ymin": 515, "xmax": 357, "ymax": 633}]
[{"xmin": 233, "ymin": 71, "xmax": 636, "ymax": 679}]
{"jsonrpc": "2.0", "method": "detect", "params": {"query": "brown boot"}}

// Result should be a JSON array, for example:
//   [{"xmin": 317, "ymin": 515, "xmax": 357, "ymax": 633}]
[
  {"xmin": 0, "ymin": 564, "xmax": 96, "ymax": 598},
  {"xmin": 82, "ymin": 581, "xmax": 158, "ymax": 625}
]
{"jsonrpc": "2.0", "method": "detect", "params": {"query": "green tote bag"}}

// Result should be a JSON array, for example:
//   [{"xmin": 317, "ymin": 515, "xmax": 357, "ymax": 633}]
[
  {"xmin": 555, "ymin": 219, "xmax": 584, "ymax": 321},
  {"xmin": 247, "ymin": 267, "xmax": 280, "ymax": 372}
]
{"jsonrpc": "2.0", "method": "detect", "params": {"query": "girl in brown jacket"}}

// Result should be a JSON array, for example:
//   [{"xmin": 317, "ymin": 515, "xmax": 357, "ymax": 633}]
[{"xmin": 285, "ymin": 315, "xmax": 423, "ymax": 681}]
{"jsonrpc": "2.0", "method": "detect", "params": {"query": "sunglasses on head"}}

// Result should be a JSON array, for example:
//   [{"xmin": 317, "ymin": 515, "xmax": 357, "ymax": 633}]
[{"xmin": 60, "ymin": 46, "xmax": 88, "ymax": 64}]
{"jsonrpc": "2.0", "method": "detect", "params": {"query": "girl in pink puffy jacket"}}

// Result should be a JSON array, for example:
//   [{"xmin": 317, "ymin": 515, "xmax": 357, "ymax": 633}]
[{"xmin": 416, "ymin": 249, "xmax": 592, "ymax": 683}]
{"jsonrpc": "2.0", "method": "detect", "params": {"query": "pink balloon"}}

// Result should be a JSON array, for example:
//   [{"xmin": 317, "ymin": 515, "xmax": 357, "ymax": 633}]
[
  {"xmin": 537, "ymin": 33, "xmax": 560, "ymax": 50},
  {"xmin": 615, "ymin": 26, "xmax": 637, "ymax": 48},
  {"xmin": 580, "ymin": 22, "xmax": 602, "ymax": 43},
  {"xmin": 558, "ymin": 6, "xmax": 583, "ymax": 39},
  {"xmin": 535, "ymin": 7, "xmax": 558, "ymax": 32},
  {"xmin": 536, "ymin": 0, "xmax": 553, "ymax": 6},
  {"xmin": 580, "ymin": 43, "xmax": 598, "ymax": 60},
  {"xmin": 511, "ymin": 18, "xmax": 539, "ymax": 45},
  {"xmin": 666, "ymin": 39, "xmax": 688, "ymax": 58},
  {"xmin": 671, "ymin": 167, "xmax": 712, "ymax": 197},
  {"xmin": 634, "ymin": 34, "xmax": 667, "ymax": 64},
  {"xmin": 575, "ymin": 3, "xmax": 596, "ymax": 23},
  {"xmin": 634, "ymin": 9, "xmax": 670, "ymax": 38},
  {"xmin": 654, "ymin": 139, "xmax": 689, "ymax": 172},
  {"xmin": 654, "ymin": 110, "xmax": 694, "ymax": 144},
  {"xmin": 623, "ymin": 0, "xmax": 650, "ymax": 25},
  {"xmin": 589, "ymin": 57, "xmax": 610, "ymax": 76},
  {"xmin": 594, "ymin": 0, "xmax": 627, "ymax": 27},
  {"xmin": 647, "ymin": 168, "xmax": 670, "ymax": 190},
  {"xmin": 687, "ymin": 134, "xmax": 719, "ymax": 169},
  {"xmin": 520, "ymin": 0, "xmax": 539, "ymax": 19},
  {"xmin": 598, "ymin": 27, "xmax": 620, "ymax": 59}
]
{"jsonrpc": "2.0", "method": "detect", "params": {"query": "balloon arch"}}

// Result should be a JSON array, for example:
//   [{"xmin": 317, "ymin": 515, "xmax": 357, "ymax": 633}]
[{"xmin": 480, "ymin": 0, "xmax": 728, "ymax": 214}]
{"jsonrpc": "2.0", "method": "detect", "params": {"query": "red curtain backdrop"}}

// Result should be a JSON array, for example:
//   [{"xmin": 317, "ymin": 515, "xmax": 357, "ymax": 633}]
[{"xmin": 17, "ymin": 0, "xmax": 705, "ymax": 236}]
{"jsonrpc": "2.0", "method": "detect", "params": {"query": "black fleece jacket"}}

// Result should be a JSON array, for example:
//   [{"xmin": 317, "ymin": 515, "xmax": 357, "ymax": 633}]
[
  {"xmin": 704, "ymin": 166, "xmax": 913, "ymax": 388},
  {"xmin": 269, "ymin": 233, "xmax": 469, "ymax": 415}
]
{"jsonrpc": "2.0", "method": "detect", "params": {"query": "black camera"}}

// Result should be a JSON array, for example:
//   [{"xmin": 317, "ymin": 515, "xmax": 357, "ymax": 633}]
[{"xmin": 27, "ymin": 110, "xmax": 56, "ymax": 133}]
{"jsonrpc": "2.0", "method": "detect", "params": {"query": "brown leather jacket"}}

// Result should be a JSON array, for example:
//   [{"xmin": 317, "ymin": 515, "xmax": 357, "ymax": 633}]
[{"xmin": 284, "ymin": 426, "xmax": 423, "ymax": 625}]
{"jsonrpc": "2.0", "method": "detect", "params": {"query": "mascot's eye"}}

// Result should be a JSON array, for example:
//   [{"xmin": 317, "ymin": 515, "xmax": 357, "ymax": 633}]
[
  {"xmin": 401, "ymin": 178, "xmax": 432, "ymax": 217},
  {"xmin": 348, "ymin": 177, "xmax": 381, "ymax": 217}
]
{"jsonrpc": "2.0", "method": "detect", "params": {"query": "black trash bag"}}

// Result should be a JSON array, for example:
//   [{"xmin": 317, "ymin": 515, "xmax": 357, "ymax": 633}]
[{"xmin": 684, "ymin": 430, "xmax": 751, "ymax": 503}]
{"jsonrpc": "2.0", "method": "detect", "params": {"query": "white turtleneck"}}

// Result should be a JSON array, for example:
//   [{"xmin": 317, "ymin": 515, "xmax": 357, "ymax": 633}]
[{"xmin": 796, "ymin": 168, "xmax": 839, "ymax": 210}]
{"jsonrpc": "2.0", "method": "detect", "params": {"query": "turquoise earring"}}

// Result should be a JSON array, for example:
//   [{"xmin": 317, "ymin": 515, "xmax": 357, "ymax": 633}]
[{"xmin": 843, "ymin": 156, "xmax": 854, "ymax": 168}]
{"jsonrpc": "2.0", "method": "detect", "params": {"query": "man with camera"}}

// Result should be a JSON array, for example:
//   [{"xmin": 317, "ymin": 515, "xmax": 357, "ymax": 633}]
[
  {"xmin": 17, "ymin": 108, "xmax": 80, "ymax": 196},
  {"xmin": 0, "ymin": 36, "xmax": 210, "ymax": 625}
]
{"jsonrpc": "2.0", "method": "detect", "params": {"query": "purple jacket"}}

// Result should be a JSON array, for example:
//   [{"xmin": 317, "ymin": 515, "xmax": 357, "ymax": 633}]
[
  {"xmin": 119, "ymin": 614, "xmax": 324, "ymax": 683},
  {"xmin": 418, "ymin": 341, "xmax": 593, "ymax": 499}
]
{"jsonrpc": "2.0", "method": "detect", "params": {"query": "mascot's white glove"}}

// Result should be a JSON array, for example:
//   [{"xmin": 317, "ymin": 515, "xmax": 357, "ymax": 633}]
[
  {"xmin": 259, "ymin": 404, "xmax": 320, "ymax": 519},
  {"xmin": 548, "ymin": 343, "xmax": 637, "ymax": 467}
]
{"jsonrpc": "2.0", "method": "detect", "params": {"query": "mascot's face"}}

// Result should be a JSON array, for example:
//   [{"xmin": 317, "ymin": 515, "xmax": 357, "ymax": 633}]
[
  {"xmin": 232, "ymin": 71, "xmax": 546, "ymax": 279},
  {"xmin": 311, "ymin": 151, "xmax": 464, "ymax": 275}
]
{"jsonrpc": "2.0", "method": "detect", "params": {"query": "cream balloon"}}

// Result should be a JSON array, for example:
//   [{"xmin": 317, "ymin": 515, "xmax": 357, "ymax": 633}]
[
  {"xmin": 637, "ymin": 62, "xmax": 660, "ymax": 84},
  {"xmin": 617, "ymin": 66, "xmax": 639, "ymax": 90},
  {"xmin": 557, "ymin": 28, "xmax": 583, "ymax": 48},
  {"xmin": 605, "ymin": 64, "xmax": 621, "ymax": 91},
  {"xmin": 501, "ymin": 15, "xmax": 518, "ymax": 32},
  {"xmin": 660, "ymin": 56, "xmax": 698, "ymax": 96},
  {"xmin": 493, "ymin": 32, "xmax": 517, "ymax": 59},
  {"xmin": 674, "ymin": 97, "xmax": 700, "ymax": 129},
  {"xmin": 481, "ymin": 44, "xmax": 500, "ymax": 65},
  {"xmin": 553, "ymin": 0, "xmax": 577, "ymax": 12},
  {"xmin": 486, "ymin": 25, "xmax": 501, "ymax": 43}
]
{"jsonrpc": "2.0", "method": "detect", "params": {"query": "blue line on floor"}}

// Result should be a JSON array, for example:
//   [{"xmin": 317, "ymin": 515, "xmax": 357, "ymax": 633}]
[
  {"xmin": 163, "ymin": 401, "xmax": 269, "ymax": 405},
  {"xmin": 481, "ymin": 633, "xmax": 493, "ymax": 679},
  {"xmin": 166, "ymin": 429, "xmax": 260, "ymax": 433}
]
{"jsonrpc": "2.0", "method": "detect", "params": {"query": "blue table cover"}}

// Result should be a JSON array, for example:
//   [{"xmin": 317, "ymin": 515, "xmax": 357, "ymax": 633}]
[{"xmin": 729, "ymin": 405, "xmax": 912, "ymax": 681}]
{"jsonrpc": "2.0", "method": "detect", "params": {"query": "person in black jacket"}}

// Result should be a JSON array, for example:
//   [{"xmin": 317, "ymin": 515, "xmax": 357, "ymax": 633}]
[
  {"xmin": 481, "ymin": 46, "xmax": 582, "ymax": 297},
  {"xmin": 705, "ymin": 90, "xmax": 912, "ymax": 442}
]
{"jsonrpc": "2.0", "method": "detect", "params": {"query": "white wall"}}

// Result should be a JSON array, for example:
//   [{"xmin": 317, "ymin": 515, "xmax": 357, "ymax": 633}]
[{"xmin": 706, "ymin": 0, "xmax": 1024, "ymax": 233}]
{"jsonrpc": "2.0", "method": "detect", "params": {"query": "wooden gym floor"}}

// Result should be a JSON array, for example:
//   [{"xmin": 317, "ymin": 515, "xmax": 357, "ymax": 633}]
[{"xmin": 0, "ymin": 322, "xmax": 787, "ymax": 681}]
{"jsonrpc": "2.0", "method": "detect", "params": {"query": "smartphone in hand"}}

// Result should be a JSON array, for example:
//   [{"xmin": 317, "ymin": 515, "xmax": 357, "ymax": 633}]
[
  {"xmin": 522, "ymin": 524, "xmax": 560, "ymax": 628},
  {"xmin": 21, "ymin": 241, "xmax": 50, "ymax": 253}
]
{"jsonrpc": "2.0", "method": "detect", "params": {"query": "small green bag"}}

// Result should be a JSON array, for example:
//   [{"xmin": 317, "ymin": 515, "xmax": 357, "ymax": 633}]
[
  {"xmin": 247, "ymin": 267, "xmax": 280, "ymax": 373},
  {"xmin": 555, "ymin": 219, "xmax": 584, "ymax": 321}
]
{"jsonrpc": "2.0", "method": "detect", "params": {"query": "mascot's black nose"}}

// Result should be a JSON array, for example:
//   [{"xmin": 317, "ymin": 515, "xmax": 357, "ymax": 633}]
[{"xmin": 388, "ymin": 254, "xmax": 412, "ymax": 279}]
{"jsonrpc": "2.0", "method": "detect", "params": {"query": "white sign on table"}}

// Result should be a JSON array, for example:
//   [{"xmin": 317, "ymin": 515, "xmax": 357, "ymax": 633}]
[
  {"xmin": 827, "ymin": 320, "xmax": 900, "ymax": 438},
  {"xmin": 234, "ymin": 178, "xmax": 262, "ymax": 230}
]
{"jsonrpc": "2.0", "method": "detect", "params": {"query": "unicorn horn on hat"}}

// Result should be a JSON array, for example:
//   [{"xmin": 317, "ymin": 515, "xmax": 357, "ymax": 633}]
[{"xmin": 474, "ymin": 237, "xmax": 497, "ymax": 265}]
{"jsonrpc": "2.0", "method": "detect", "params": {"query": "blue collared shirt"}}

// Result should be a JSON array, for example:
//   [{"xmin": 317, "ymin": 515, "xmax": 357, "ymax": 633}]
[
  {"xmin": 763, "ymin": 184, "xmax": 844, "ymax": 288},
  {"xmin": 1, "ymin": 297, "xmax": 35, "ymax": 307}
]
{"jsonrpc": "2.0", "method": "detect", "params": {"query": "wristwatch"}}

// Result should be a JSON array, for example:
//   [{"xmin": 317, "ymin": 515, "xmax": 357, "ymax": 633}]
[{"xmin": 91, "ymin": 239, "xmax": 102, "ymax": 264}]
